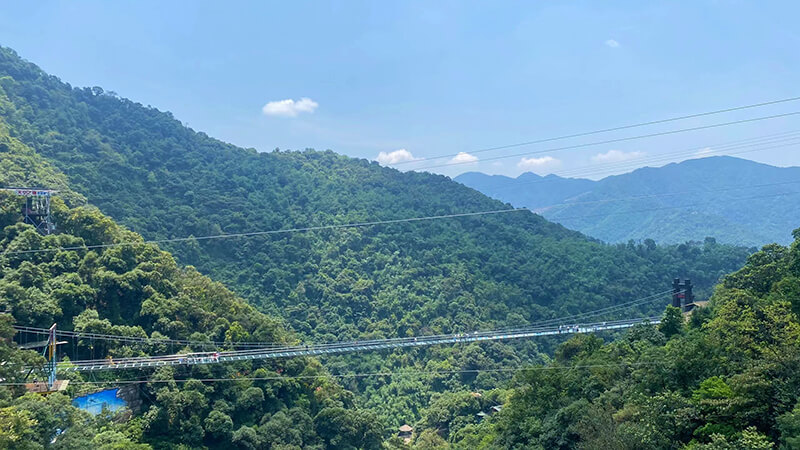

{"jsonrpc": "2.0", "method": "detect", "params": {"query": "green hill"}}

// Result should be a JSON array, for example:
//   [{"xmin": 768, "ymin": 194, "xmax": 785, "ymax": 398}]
[
  {"xmin": 423, "ymin": 230, "xmax": 800, "ymax": 449},
  {"xmin": 0, "ymin": 45, "xmax": 760, "ymax": 434},
  {"xmin": 0, "ymin": 132, "xmax": 382, "ymax": 448},
  {"xmin": 456, "ymin": 156, "xmax": 800, "ymax": 247}
]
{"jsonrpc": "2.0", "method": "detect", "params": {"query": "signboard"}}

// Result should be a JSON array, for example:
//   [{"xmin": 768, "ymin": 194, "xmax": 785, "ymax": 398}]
[{"xmin": 0, "ymin": 188, "xmax": 57, "ymax": 197}]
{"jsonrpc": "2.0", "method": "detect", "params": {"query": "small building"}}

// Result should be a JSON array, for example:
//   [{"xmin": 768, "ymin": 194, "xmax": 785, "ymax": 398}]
[
  {"xmin": 398, "ymin": 424, "xmax": 413, "ymax": 443},
  {"xmin": 477, "ymin": 411, "xmax": 489, "ymax": 421},
  {"xmin": 471, "ymin": 392, "xmax": 482, "ymax": 398},
  {"xmin": 490, "ymin": 405, "xmax": 503, "ymax": 414}
]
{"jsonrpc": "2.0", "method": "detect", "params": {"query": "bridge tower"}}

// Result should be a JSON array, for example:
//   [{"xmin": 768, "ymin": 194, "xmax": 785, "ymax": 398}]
[
  {"xmin": 672, "ymin": 278, "xmax": 695, "ymax": 312},
  {"xmin": 23, "ymin": 323, "xmax": 68, "ymax": 394},
  {"xmin": 0, "ymin": 188, "xmax": 58, "ymax": 235}
]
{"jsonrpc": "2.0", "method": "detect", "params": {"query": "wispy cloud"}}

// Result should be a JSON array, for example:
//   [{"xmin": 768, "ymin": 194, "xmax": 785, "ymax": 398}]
[
  {"xmin": 605, "ymin": 39, "xmax": 620, "ymax": 48},
  {"xmin": 517, "ymin": 156, "xmax": 561, "ymax": 172},
  {"xmin": 592, "ymin": 150, "xmax": 644, "ymax": 163},
  {"xmin": 695, "ymin": 147, "xmax": 714, "ymax": 157},
  {"xmin": 450, "ymin": 152, "xmax": 479, "ymax": 164},
  {"xmin": 262, "ymin": 97, "xmax": 319, "ymax": 117},
  {"xmin": 376, "ymin": 149, "xmax": 419, "ymax": 165}
]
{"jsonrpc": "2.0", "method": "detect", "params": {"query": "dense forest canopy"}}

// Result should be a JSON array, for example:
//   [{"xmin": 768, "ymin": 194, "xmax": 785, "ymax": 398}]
[
  {"xmin": 0, "ymin": 46, "xmax": 753, "ymax": 337},
  {"xmin": 0, "ymin": 45, "xmax": 763, "ymax": 436},
  {"xmin": 0, "ymin": 197, "xmax": 385, "ymax": 449},
  {"xmin": 5, "ymin": 45, "xmax": 796, "ymax": 449},
  {"xmin": 416, "ymin": 229, "xmax": 800, "ymax": 449}
]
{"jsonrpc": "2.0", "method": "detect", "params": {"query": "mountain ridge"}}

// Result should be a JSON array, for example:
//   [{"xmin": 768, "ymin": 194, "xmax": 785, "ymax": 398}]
[
  {"xmin": 0, "ymin": 45, "xmax": 755, "ymax": 430},
  {"xmin": 456, "ymin": 155, "xmax": 800, "ymax": 246}
]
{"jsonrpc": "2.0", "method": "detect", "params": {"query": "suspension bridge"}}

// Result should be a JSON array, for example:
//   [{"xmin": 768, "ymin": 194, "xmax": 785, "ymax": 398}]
[
  {"xmin": 9, "ymin": 284, "xmax": 693, "ymax": 391},
  {"xmin": 34, "ymin": 317, "xmax": 661, "ymax": 373}
]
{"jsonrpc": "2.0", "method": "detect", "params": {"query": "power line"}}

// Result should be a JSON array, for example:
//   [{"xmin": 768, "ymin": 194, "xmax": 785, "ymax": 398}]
[
  {"xmin": 459, "ymin": 131, "xmax": 800, "ymax": 196},
  {"xmin": 3, "ymin": 180, "xmax": 799, "ymax": 258},
  {"xmin": 413, "ymin": 111, "xmax": 800, "ymax": 170},
  {"xmin": 392, "ymin": 96, "xmax": 800, "ymax": 165},
  {"xmin": 0, "ymin": 208, "xmax": 528, "ymax": 256}
]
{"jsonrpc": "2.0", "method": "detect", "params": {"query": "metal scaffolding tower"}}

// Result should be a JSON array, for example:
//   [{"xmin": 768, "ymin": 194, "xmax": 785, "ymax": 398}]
[
  {"xmin": 1, "ymin": 188, "xmax": 58, "ymax": 235},
  {"xmin": 22, "ymin": 323, "xmax": 69, "ymax": 394}
]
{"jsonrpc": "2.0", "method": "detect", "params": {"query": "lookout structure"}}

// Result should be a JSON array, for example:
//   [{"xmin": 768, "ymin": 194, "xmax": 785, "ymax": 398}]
[{"xmin": 1, "ymin": 188, "xmax": 58, "ymax": 235}]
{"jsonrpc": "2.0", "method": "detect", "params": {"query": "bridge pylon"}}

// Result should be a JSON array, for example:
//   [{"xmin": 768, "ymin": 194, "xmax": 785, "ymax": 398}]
[
  {"xmin": 672, "ymin": 278, "xmax": 696, "ymax": 312},
  {"xmin": 24, "ymin": 323, "xmax": 69, "ymax": 394}
]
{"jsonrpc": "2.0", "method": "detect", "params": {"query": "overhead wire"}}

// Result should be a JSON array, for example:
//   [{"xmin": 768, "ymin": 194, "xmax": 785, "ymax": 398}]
[
  {"xmin": 392, "ymin": 96, "xmax": 800, "ymax": 165},
  {"xmin": 459, "ymin": 130, "xmax": 800, "ymax": 196},
  {"xmin": 2, "ymin": 179, "xmax": 799, "ymax": 258},
  {"xmin": 0, "ymin": 208, "xmax": 528, "ymax": 257},
  {"xmin": 412, "ymin": 111, "xmax": 800, "ymax": 170}
]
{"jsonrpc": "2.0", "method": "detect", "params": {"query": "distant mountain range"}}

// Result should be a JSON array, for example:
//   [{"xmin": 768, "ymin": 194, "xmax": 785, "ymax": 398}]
[{"xmin": 455, "ymin": 156, "xmax": 800, "ymax": 246}]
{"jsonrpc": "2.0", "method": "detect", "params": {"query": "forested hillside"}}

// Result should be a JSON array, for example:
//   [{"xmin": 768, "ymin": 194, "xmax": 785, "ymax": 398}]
[
  {"xmin": 420, "ymin": 229, "xmax": 800, "ymax": 449},
  {"xmin": 0, "ymin": 46, "xmax": 751, "ymax": 336},
  {"xmin": 456, "ymin": 157, "xmax": 800, "ymax": 246},
  {"xmin": 0, "ymin": 203, "xmax": 384, "ymax": 449},
  {"xmin": 0, "ymin": 45, "xmax": 760, "ymax": 438}
]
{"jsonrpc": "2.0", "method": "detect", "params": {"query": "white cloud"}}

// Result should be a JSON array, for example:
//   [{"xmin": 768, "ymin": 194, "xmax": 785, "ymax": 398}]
[
  {"xmin": 517, "ymin": 156, "xmax": 561, "ymax": 171},
  {"xmin": 449, "ymin": 152, "xmax": 479, "ymax": 164},
  {"xmin": 592, "ymin": 150, "xmax": 644, "ymax": 163},
  {"xmin": 605, "ymin": 39, "xmax": 620, "ymax": 48},
  {"xmin": 262, "ymin": 97, "xmax": 319, "ymax": 117},
  {"xmin": 695, "ymin": 147, "xmax": 714, "ymax": 157},
  {"xmin": 376, "ymin": 149, "xmax": 419, "ymax": 165}
]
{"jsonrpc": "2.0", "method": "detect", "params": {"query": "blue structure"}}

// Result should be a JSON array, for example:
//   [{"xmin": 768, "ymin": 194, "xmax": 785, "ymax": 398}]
[{"xmin": 72, "ymin": 388, "xmax": 127, "ymax": 415}]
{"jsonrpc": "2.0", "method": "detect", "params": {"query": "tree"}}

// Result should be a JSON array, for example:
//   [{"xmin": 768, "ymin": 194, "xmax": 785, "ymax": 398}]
[
  {"xmin": 204, "ymin": 410, "xmax": 234, "ymax": 442},
  {"xmin": 777, "ymin": 403, "xmax": 800, "ymax": 449},
  {"xmin": 659, "ymin": 306, "xmax": 684, "ymax": 338},
  {"xmin": 0, "ymin": 406, "xmax": 37, "ymax": 449}
]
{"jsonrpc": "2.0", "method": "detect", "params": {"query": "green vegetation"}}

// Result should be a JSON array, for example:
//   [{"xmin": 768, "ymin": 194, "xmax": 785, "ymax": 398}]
[
  {"xmin": 0, "ymin": 45, "xmax": 750, "ymax": 337},
  {"xmin": 456, "ymin": 157, "xmax": 800, "ymax": 247},
  {"xmin": 0, "ymin": 45, "xmax": 764, "ymax": 442},
  {"xmin": 0, "ymin": 197, "xmax": 384, "ymax": 449},
  {"xmin": 411, "ymin": 229, "xmax": 800, "ymax": 449}
]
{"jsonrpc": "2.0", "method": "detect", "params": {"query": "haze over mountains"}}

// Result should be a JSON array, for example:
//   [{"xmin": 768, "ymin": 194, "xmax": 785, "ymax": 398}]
[{"xmin": 456, "ymin": 156, "xmax": 800, "ymax": 247}]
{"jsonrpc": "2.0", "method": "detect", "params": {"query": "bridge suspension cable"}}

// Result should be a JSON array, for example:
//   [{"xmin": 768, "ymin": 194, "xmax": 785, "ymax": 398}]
[
  {"xmin": 44, "ymin": 316, "xmax": 661, "ymax": 373},
  {"xmin": 13, "ymin": 289, "xmax": 673, "ymax": 351},
  {"xmin": 0, "ymin": 360, "xmax": 670, "ymax": 387}
]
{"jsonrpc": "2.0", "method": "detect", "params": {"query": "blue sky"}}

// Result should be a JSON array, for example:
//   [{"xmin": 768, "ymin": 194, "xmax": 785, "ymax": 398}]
[{"xmin": 2, "ymin": 0, "xmax": 800, "ymax": 179}]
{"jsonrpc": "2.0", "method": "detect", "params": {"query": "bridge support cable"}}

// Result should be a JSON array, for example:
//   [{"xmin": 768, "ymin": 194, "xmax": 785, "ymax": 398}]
[
  {"xmin": 13, "ymin": 289, "xmax": 674, "ymax": 353},
  {"xmin": 47, "ymin": 316, "xmax": 660, "ymax": 373}
]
